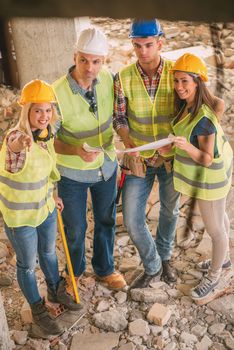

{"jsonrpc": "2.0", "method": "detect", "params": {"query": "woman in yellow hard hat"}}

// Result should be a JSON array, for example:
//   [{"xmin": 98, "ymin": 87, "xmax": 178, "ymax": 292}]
[
  {"xmin": 0, "ymin": 79, "xmax": 82, "ymax": 336},
  {"xmin": 170, "ymin": 53, "xmax": 233, "ymax": 300}
]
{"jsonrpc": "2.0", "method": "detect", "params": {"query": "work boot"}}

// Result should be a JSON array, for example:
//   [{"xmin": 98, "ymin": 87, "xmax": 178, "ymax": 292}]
[
  {"xmin": 30, "ymin": 298, "xmax": 63, "ymax": 335},
  {"xmin": 161, "ymin": 260, "xmax": 177, "ymax": 283},
  {"xmin": 129, "ymin": 267, "xmax": 162, "ymax": 289},
  {"xmin": 96, "ymin": 272, "xmax": 127, "ymax": 290},
  {"xmin": 47, "ymin": 277, "xmax": 82, "ymax": 311}
]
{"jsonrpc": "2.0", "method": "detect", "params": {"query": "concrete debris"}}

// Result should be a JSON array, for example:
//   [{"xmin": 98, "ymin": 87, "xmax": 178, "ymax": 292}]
[
  {"xmin": 70, "ymin": 332, "xmax": 120, "ymax": 350},
  {"xmin": 147, "ymin": 303, "xmax": 172, "ymax": 326},
  {"xmin": 93, "ymin": 309, "xmax": 128, "ymax": 331}
]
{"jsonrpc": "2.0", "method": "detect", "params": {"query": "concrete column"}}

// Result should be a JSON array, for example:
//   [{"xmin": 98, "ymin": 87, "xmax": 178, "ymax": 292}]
[{"xmin": 10, "ymin": 17, "xmax": 90, "ymax": 88}]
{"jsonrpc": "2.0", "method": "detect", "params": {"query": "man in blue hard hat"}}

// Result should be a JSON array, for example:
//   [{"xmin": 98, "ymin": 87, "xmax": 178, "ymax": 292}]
[
  {"xmin": 114, "ymin": 19, "xmax": 179, "ymax": 288},
  {"xmin": 113, "ymin": 19, "xmax": 224, "ymax": 288}
]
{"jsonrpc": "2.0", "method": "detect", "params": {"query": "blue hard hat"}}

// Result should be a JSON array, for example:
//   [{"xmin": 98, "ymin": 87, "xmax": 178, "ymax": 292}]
[{"xmin": 129, "ymin": 19, "xmax": 164, "ymax": 38}]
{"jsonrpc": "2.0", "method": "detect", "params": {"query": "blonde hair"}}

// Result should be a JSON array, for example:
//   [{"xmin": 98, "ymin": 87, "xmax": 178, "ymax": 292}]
[{"xmin": 11, "ymin": 103, "xmax": 59, "ymax": 138}]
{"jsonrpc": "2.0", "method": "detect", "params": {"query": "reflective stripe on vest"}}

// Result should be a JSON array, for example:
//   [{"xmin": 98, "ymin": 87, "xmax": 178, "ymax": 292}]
[
  {"xmin": 53, "ymin": 69, "xmax": 116, "ymax": 170},
  {"xmin": 119, "ymin": 60, "xmax": 175, "ymax": 158},
  {"xmin": 0, "ymin": 174, "xmax": 48, "ymax": 190},
  {"xmin": 0, "ymin": 137, "xmax": 60, "ymax": 227},
  {"xmin": 59, "ymin": 117, "xmax": 112, "ymax": 139},
  {"xmin": 0, "ymin": 187, "xmax": 53, "ymax": 210},
  {"xmin": 172, "ymin": 104, "xmax": 233, "ymax": 200},
  {"xmin": 127, "ymin": 111, "xmax": 172, "ymax": 125},
  {"xmin": 175, "ymin": 154, "xmax": 224, "ymax": 170},
  {"xmin": 174, "ymin": 162, "xmax": 232, "ymax": 190},
  {"xmin": 129, "ymin": 129, "xmax": 170, "ymax": 143}
]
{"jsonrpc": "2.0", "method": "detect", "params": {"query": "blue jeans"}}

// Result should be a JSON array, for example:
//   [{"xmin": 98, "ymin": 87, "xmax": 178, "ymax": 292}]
[
  {"xmin": 122, "ymin": 164, "xmax": 180, "ymax": 275},
  {"xmin": 4, "ymin": 208, "xmax": 60, "ymax": 304},
  {"xmin": 58, "ymin": 171, "xmax": 117, "ymax": 277}
]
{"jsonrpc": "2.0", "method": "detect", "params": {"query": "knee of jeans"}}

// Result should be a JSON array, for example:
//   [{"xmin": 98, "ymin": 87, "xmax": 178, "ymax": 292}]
[
  {"xmin": 123, "ymin": 215, "xmax": 144, "ymax": 237},
  {"xmin": 25, "ymin": 267, "xmax": 35, "ymax": 275},
  {"xmin": 123, "ymin": 202, "xmax": 142, "ymax": 227},
  {"xmin": 17, "ymin": 259, "xmax": 36, "ymax": 274},
  {"xmin": 97, "ymin": 213, "xmax": 115, "ymax": 227},
  {"xmin": 160, "ymin": 201, "xmax": 180, "ymax": 219},
  {"xmin": 40, "ymin": 247, "xmax": 56, "ymax": 256},
  {"xmin": 65, "ymin": 222, "xmax": 87, "ymax": 242}
]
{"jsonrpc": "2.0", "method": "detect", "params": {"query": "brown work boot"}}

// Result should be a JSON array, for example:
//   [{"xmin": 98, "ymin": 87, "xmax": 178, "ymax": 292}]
[
  {"xmin": 96, "ymin": 272, "xmax": 127, "ymax": 290},
  {"xmin": 30, "ymin": 298, "xmax": 64, "ymax": 335}
]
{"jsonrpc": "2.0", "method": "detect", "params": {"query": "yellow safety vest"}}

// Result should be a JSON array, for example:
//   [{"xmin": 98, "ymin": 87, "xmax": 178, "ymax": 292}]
[
  {"xmin": 0, "ymin": 137, "xmax": 60, "ymax": 227},
  {"xmin": 52, "ymin": 69, "xmax": 116, "ymax": 170},
  {"xmin": 172, "ymin": 104, "xmax": 233, "ymax": 200},
  {"xmin": 119, "ymin": 60, "xmax": 175, "ymax": 158}
]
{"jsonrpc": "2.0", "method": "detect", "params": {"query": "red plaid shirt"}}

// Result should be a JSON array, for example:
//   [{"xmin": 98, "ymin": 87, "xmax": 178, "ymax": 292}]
[
  {"xmin": 113, "ymin": 58, "xmax": 164, "ymax": 165},
  {"xmin": 5, "ymin": 131, "xmax": 47, "ymax": 173}
]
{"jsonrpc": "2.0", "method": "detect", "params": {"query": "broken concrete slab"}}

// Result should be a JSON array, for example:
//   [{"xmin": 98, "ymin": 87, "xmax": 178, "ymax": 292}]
[{"xmin": 70, "ymin": 332, "xmax": 120, "ymax": 350}]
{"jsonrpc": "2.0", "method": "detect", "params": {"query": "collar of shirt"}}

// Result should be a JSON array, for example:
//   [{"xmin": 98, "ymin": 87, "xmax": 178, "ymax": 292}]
[
  {"xmin": 67, "ymin": 65, "xmax": 99, "ymax": 97},
  {"xmin": 136, "ymin": 57, "xmax": 164, "ymax": 79}
]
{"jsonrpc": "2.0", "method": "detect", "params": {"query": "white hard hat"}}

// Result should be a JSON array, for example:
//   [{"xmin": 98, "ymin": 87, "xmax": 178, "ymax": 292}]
[{"xmin": 74, "ymin": 27, "xmax": 108, "ymax": 56}]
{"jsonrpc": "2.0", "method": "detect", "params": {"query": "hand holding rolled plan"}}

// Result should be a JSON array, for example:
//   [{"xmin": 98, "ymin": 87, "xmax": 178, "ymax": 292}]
[
  {"xmin": 116, "ymin": 135, "xmax": 175, "ymax": 154},
  {"xmin": 83, "ymin": 135, "xmax": 175, "ymax": 154}
]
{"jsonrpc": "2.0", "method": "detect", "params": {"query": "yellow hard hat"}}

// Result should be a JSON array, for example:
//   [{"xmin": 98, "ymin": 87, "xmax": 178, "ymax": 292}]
[
  {"xmin": 19, "ymin": 79, "xmax": 56, "ymax": 105},
  {"xmin": 170, "ymin": 53, "xmax": 208, "ymax": 82}
]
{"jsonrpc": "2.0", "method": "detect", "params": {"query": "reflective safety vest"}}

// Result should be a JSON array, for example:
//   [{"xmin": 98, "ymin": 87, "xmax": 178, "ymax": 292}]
[
  {"xmin": 172, "ymin": 104, "xmax": 233, "ymax": 200},
  {"xmin": 0, "ymin": 137, "xmax": 60, "ymax": 227},
  {"xmin": 52, "ymin": 69, "xmax": 116, "ymax": 170},
  {"xmin": 119, "ymin": 60, "xmax": 175, "ymax": 158}
]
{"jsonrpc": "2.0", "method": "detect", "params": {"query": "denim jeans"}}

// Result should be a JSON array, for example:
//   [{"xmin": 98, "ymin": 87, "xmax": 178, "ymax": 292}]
[
  {"xmin": 122, "ymin": 164, "xmax": 180, "ymax": 275},
  {"xmin": 4, "ymin": 208, "xmax": 60, "ymax": 304},
  {"xmin": 58, "ymin": 170, "xmax": 117, "ymax": 277}
]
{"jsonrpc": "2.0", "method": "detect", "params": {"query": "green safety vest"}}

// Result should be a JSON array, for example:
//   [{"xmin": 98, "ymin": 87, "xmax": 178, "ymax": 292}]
[
  {"xmin": 172, "ymin": 104, "xmax": 233, "ymax": 200},
  {"xmin": 119, "ymin": 60, "xmax": 175, "ymax": 158},
  {"xmin": 0, "ymin": 137, "xmax": 60, "ymax": 227},
  {"xmin": 52, "ymin": 69, "xmax": 116, "ymax": 170}
]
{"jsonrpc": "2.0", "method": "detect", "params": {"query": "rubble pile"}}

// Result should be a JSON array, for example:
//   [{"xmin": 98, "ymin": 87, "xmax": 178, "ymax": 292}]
[{"xmin": 0, "ymin": 85, "xmax": 20, "ymax": 146}]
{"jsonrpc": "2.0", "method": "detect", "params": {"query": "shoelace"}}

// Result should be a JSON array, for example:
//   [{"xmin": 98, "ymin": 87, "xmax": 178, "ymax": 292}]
[{"xmin": 193, "ymin": 277, "xmax": 217, "ymax": 296}]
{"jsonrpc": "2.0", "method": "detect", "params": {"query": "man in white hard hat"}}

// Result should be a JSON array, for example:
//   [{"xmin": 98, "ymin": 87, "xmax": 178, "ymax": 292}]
[{"xmin": 52, "ymin": 28, "xmax": 126, "ymax": 291}]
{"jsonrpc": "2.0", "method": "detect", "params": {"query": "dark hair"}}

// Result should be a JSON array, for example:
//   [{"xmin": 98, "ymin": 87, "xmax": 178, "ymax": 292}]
[{"xmin": 174, "ymin": 74, "xmax": 218, "ymax": 122}]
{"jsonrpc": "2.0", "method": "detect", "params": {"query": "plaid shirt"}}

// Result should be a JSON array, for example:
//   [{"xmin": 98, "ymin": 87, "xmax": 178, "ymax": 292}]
[
  {"xmin": 5, "ymin": 130, "xmax": 47, "ymax": 173},
  {"xmin": 113, "ymin": 58, "xmax": 164, "ymax": 165}
]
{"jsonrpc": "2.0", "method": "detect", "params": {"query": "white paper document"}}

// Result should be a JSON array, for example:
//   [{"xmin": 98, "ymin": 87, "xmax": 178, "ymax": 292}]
[
  {"xmin": 83, "ymin": 136, "xmax": 174, "ymax": 154},
  {"xmin": 83, "ymin": 143, "xmax": 103, "ymax": 153},
  {"xmin": 116, "ymin": 137, "xmax": 174, "ymax": 154}
]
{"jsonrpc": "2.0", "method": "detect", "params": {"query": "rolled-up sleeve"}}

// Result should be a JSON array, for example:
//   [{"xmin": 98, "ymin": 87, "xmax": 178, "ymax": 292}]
[{"xmin": 113, "ymin": 73, "xmax": 129, "ymax": 131}]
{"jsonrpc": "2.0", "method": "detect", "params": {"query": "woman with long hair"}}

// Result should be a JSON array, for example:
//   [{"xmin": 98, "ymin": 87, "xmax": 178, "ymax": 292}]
[
  {"xmin": 0, "ymin": 80, "xmax": 81, "ymax": 336},
  {"xmin": 170, "ymin": 54, "xmax": 233, "ymax": 300}
]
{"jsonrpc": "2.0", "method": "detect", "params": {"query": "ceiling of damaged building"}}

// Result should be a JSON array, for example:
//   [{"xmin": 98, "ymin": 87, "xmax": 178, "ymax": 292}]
[{"xmin": 0, "ymin": 0, "xmax": 233, "ymax": 22}]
